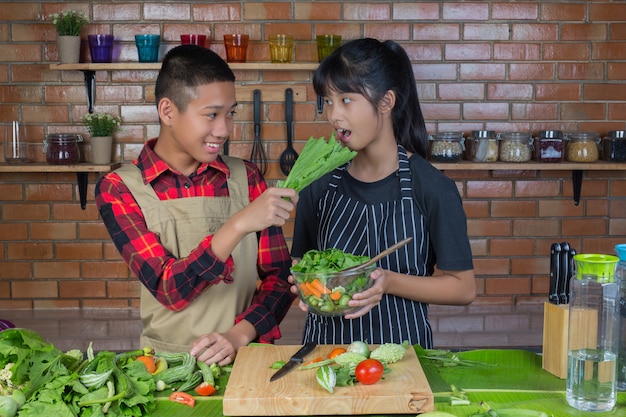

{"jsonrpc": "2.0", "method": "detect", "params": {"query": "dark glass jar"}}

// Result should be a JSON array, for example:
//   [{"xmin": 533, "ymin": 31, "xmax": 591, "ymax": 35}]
[
  {"xmin": 428, "ymin": 132, "xmax": 464, "ymax": 162},
  {"xmin": 465, "ymin": 130, "xmax": 498, "ymax": 162},
  {"xmin": 534, "ymin": 130, "xmax": 564, "ymax": 163},
  {"xmin": 44, "ymin": 133, "xmax": 82, "ymax": 165},
  {"xmin": 565, "ymin": 132, "xmax": 600, "ymax": 162},
  {"xmin": 602, "ymin": 131, "xmax": 626, "ymax": 162}
]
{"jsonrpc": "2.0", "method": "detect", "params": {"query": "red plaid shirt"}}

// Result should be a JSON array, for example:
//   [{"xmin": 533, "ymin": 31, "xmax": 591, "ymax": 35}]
[{"xmin": 95, "ymin": 139, "xmax": 296, "ymax": 343}]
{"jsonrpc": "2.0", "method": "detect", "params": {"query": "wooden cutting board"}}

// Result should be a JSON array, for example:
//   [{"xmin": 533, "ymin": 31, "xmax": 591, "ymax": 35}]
[{"xmin": 222, "ymin": 344, "xmax": 434, "ymax": 416}]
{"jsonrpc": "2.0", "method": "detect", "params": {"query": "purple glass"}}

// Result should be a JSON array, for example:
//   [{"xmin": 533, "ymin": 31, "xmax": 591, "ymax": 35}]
[{"xmin": 88, "ymin": 34, "xmax": 114, "ymax": 63}]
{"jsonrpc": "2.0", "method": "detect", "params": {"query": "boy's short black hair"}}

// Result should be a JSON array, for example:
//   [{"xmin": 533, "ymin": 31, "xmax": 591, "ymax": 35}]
[{"xmin": 155, "ymin": 44, "xmax": 236, "ymax": 112}]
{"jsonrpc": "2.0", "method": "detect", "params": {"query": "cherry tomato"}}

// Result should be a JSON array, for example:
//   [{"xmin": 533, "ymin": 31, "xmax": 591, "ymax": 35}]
[
  {"xmin": 169, "ymin": 391, "xmax": 195, "ymax": 407},
  {"xmin": 355, "ymin": 359, "xmax": 384, "ymax": 385},
  {"xmin": 194, "ymin": 382, "xmax": 217, "ymax": 396},
  {"xmin": 135, "ymin": 355, "xmax": 156, "ymax": 373},
  {"xmin": 328, "ymin": 347, "xmax": 347, "ymax": 359}
]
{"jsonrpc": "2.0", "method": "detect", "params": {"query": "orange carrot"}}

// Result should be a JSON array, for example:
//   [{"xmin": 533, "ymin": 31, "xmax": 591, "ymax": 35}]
[
  {"xmin": 299, "ymin": 282, "xmax": 313, "ymax": 297},
  {"xmin": 310, "ymin": 278, "xmax": 331, "ymax": 295},
  {"xmin": 302, "ymin": 357, "xmax": 323, "ymax": 366},
  {"xmin": 329, "ymin": 291, "xmax": 342, "ymax": 301},
  {"xmin": 305, "ymin": 282, "xmax": 322, "ymax": 298}
]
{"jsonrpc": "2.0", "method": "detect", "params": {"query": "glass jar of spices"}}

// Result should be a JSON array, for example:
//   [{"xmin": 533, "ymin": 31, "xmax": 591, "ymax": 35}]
[
  {"xmin": 465, "ymin": 130, "xmax": 498, "ymax": 162},
  {"xmin": 565, "ymin": 132, "xmax": 600, "ymax": 163},
  {"xmin": 602, "ymin": 130, "xmax": 626, "ymax": 162},
  {"xmin": 534, "ymin": 130, "xmax": 564, "ymax": 163},
  {"xmin": 44, "ymin": 133, "xmax": 82, "ymax": 165},
  {"xmin": 497, "ymin": 132, "xmax": 533, "ymax": 162},
  {"xmin": 428, "ymin": 132, "xmax": 465, "ymax": 163}
]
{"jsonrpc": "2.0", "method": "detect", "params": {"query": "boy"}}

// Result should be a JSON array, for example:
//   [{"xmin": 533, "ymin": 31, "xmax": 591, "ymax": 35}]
[{"xmin": 95, "ymin": 45, "xmax": 298, "ymax": 365}]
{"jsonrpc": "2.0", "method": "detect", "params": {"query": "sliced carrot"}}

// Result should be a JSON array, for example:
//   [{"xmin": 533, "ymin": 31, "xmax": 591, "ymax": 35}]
[
  {"xmin": 305, "ymin": 282, "xmax": 322, "ymax": 298},
  {"xmin": 310, "ymin": 278, "xmax": 331, "ymax": 295},
  {"xmin": 328, "ymin": 347, "xmax": 346, "ymax": 359},
  {"xmin": 329, "ymin": 291, "xmax": 342, "ymax": 301},
  {"xmin": 299, "ymin": 282, "xmax": 313, "ymax": 297},
  {"xmin": 302, "ymin": 357, "xmax": 323, "ymax": 366}
]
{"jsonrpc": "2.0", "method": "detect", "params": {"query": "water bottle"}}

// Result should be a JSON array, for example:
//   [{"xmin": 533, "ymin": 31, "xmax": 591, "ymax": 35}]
[
  {"xmin": 615, "ymin": 244, "xmax": 626, "ymax": 391},
  {"xmin": 566, "ymin": 253, "xmax": 620, "ymax": 412}
]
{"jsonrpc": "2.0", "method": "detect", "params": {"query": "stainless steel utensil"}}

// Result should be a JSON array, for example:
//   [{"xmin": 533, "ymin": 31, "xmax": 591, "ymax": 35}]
[
  {"xmin": 279, "ymin": 88, "xmax": 298, "ymax": 175},
  {"xmin": 250, "ymin": 89, "xmax": 268, "ymax": 176},
  {"xmin": 339, "ymin": 237, "xmax": 413, "ymax": 275},
  {"xmin": 269, "ymin": 342, "xmax": 316, "ymax": 382}
]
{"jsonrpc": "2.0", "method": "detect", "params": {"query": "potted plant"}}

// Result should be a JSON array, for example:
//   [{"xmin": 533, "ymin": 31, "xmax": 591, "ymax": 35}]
[
  {"xmin": 81, "ymin": 112, "xmax": 121, "ymax": 164},
  {"xmin": 48, "ymin": 10, "xmax": 89, "ymax": 64}
]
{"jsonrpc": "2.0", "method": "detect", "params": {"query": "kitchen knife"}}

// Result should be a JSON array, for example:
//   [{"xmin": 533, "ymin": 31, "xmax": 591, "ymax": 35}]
[
  {"xmin": 269, "ymin": 342, "xmax": 316, "ymax": 382},
  {"xmin": 549, "ymin": 242, "xmax": 561, "ymax": 304},
  {"xmin": 564, "ymin": 247, "xmax": 576, "ymax": 304},
  {"xmin": 559, "ymin": 242, "xmax": 571, "ymax": 304}
]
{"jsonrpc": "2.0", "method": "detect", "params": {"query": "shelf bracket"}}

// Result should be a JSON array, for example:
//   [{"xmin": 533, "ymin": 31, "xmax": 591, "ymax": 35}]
[
  {"xmin": 77, "ymin": 172, "xmax": 88, "ymax": 210},
  {"xmin": 572, "ymin": 170, "xmax": 583, "ymax": 206},
  {"xmin": 82, "ymin": 70, "xmax": 96, "ymax": 114}
]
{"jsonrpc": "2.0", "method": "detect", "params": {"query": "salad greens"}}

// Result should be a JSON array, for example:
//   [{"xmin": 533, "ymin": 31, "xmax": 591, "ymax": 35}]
[
  {"xmin": 0, "ymin": 328, "xmax": 155, "ymax": 417},
  {"xmin": 277, "ymin": 133, "xmax": 356, "ymax": 192},
  {"xmin": 291, "ymin": 248, "xmax": 368, "ymax": 274}
]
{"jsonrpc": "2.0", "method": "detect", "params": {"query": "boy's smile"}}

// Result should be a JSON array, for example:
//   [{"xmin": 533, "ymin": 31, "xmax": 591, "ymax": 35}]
[{"xmin": 157, "ymin": 81, "xmax": 237, "ymax": 175}]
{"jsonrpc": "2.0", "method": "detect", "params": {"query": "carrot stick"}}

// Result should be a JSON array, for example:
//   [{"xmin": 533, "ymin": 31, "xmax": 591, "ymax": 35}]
[
  {"xmin": 310, "ymin": 278, "xmax": 331, "ymax": 294},
  {"xmin": 299, "ymin": 282, "xmax": 313, "ymax": 297},
  {"xmin": 305, "ymin": 282, "xmax": 322, "ymax": 298}
]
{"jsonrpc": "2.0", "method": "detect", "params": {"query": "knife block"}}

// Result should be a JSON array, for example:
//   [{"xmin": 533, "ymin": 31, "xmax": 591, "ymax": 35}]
[
  {"xmin": 542, "ymin": 301, "xmax": 600, "ymax": 379},
  {"xmin": 542, "ymin": 302, "xmax": 569, "ymax": 378}
]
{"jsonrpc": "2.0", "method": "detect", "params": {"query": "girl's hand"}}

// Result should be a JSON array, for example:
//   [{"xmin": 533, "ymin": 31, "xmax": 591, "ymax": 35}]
[{"xmin": 343, "ymin": 268, "xmax": 386, "ymax": 319}]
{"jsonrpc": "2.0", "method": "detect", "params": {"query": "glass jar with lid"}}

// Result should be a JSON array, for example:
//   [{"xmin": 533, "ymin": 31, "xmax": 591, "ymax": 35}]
[
  {"xmin": 565, "ymin": 132, "xmax": 600, "ymax": 163},
  {"xmin": 43, "ymin": 133, "xmax": 82, "ymax": 165},
  {"xmin": 428, "ymin": 132, "xmax": 464, "ymax": 163},
  {"xmin": 602, "ymin": 130, "xmax": 626, "ymax": 162},
  {"xmin": 533, "ymin": 130, "xmax": 564, "ymax": 163},
  {"xmin": 497, "ymin": 132, "xmax": 533, "ymax": 162},
  {"xmin": 465, "ymin": 130, "xmax": 498, "ymax": 162}
]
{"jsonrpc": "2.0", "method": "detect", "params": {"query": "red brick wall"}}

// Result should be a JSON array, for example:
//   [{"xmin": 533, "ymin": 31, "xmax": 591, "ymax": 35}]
[{"xmin": 0, "ymin": 1, "xmax": 625, "ymax": 309}]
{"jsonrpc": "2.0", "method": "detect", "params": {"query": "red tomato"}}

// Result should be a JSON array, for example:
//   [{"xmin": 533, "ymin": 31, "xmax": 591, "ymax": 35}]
[
  {"xmin": 169, "ymin": 391, "xmax": 195, "ymax": 407},
  {"xmin": 194, "ymin": 382, "xmax": 217, "ymax": 396},
  {"xmin": 355, "ymin": 359, "xmax": 384, "ymax": 385}
]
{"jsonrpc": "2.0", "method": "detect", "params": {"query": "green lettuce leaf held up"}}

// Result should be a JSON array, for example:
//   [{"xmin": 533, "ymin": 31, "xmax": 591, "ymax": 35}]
[{"xmin": 277, "ymin": 132, "xmax": 357, "ymax": 193}]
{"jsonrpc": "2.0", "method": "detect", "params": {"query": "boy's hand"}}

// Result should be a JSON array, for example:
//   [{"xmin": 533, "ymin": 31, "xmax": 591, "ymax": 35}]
[{"xmin": 237, "ymin": 187, "xmax": 298, "ymax": 232}]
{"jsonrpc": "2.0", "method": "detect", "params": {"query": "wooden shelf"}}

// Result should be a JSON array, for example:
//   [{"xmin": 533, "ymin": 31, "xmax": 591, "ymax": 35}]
[
  {"xmin": 50, "ymin": 62, "xmax": 319, "ymax": 113},
  {"xmin": 0, "ymin": 162, "xmax": 121, "ymax": 209},
  {"xmin": 431, "ymin": 161, "xmax": 626, "ymax": 171},
  {"xmin": 49, "ymin": 62, "xmax": 319, "ymax": 71}
]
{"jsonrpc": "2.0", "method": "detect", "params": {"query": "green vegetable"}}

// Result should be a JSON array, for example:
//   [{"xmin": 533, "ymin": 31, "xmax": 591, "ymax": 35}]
[
  {"xmin": 277, "ymin": 132, "xmax": 357, "ymax": 193},
  {"xmin": 154, "ymin": 352, "xmax": 196, "ymax": 385},
  {"xmin": 332, "ymin": 352, "xmax": 367, "ymax": 370},
  {"xmin": 197, "ymin": 360, "xmax": 215, "ymax": 387},
  {"xmin": 176, "ymin": 370, "xmax": 202, "ymax": 392},
  {"xmin": 370, "ymin": 341, "xmax": 409, "ymax": 364},
  {"xmin": 315, "ymin": 365, "xmax": 336, "ymax": 394},
  {"xmin": 0, "ymin": 395, "xmax": 18, "ymax": 417},
  {"xmin": 471, "ymin": 401, "xmax": 548, "ymax": 417},
  {"xmin": 416, "ymin": 345, "xmax": 496, "ymax": 368},
  {"xmin": 270, "ymin": 360, "xmax": 286, "ymax": 369},
  {"xmin": 346, "ymin": 341, "xmax": 370, "ymax": 358},
  {"xmin": 292, "ymin": 248, "xmax": 369, "ymax": 274}
]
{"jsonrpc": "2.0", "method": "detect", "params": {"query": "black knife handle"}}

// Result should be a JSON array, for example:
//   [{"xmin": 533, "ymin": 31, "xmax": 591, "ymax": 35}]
[
  {"xmin": 293, "ymin": 342, "xmax": 316, "ymax": 362},
  {"xmin": 549, "ymin": 243, "xmax": 561, "ymax": 304},
  {"xmin": 559, "ymin": 242, "xmax": 571, "ymax": 304}
]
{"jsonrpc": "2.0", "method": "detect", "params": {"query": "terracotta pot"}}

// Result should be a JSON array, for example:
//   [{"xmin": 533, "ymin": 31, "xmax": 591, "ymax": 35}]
[
  {"xmin": 57, "ymin": 35, "xmax": 81, "ymax": 64},
  {"xmin": 90, "ymin": 136, "xmax": 113, "ymax": 164}
]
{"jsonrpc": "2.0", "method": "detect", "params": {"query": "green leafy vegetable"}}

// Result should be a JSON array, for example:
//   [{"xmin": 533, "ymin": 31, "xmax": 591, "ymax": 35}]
[
  {"xmin": 292, "ymin": 248, "xmax": 368, "ymax": 274},
  {"xmin": 277, "ymin": 132, "xmax": 356, "ymax": 192}
]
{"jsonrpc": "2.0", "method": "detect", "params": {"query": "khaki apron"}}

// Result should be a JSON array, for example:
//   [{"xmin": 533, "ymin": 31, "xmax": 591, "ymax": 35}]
[{"xmin": 115, "ymin": 156, "xmax": 258, "ymax": 353}]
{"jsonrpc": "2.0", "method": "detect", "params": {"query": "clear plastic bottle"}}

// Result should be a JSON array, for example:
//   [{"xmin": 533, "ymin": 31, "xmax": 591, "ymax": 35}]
[
  {"xmin": 615, "ymin": 244, "xmax": 626, "ymax": 391},
  {"xmin": 567, "ymin": 254, "xmax": 620, "ymax": 411}
]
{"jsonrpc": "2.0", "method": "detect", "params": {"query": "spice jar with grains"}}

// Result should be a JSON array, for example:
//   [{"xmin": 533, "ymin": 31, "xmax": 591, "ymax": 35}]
[
  {"xmin": 602, "ymin": 130, "xmax": 626, "ymax": 162},
  {"xmin": 497, "ymin": 132, "xmax": 533, "ymax": 162},
  {"xmin": 565, "ymin": 132, "xmax": 600, "ymax": 163},
  {"xmin": 44, "ymin": 133, "xmax": 82, "ymax": 165},
  {"xmin": 428, "ymin": 132, "xmax": 465, "ymax": 162},
  {"xmin": 534, "ymin": 130, "xmax": 564, "ymax": 163},
  {"xmin": 465, "ymin": 130, "xmax": 498, "ymax": 162}
]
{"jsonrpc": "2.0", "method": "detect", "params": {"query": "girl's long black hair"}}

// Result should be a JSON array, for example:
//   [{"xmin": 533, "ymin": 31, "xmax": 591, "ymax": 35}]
[{"xmin": 313, "ymin": 38, "xmax": 428, "ymax": 158}]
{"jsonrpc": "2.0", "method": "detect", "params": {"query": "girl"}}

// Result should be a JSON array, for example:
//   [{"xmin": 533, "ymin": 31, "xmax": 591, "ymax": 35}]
[{"xmin": 290, "ymin": 38, "xmax": 476, "ymax": 348}]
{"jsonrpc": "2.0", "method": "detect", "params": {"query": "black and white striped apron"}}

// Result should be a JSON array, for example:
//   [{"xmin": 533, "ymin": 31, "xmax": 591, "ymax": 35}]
[{"xmin": 302, "ymin": 145, "xmax": 433, "ymax": 348}]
